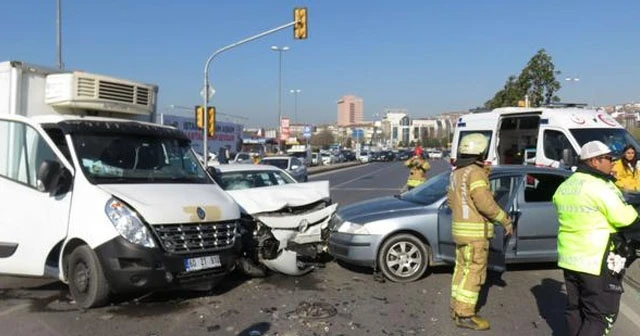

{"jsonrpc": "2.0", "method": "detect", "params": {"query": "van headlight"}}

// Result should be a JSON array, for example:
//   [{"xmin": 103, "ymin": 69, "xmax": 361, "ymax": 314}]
[
  {"xmin": 337, "ymin": 221, "xmax": 370, "ymax": 234},
  {"xmin": 105, "ymin": 198, "xmax": 156, "ymax": 248}
]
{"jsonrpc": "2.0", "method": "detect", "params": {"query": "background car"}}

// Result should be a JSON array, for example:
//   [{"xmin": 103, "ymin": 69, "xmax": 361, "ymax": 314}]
[
  {"xmin": 328, "ymin": 165, "xmax": 574, "ymax": 283},
  {"xmin": 260, "ymin": 156, "xmax": 308, "ymax": 182},
  {"xmin": 210, "ymin": 164, "xmax": 297, "ymax": 190}
]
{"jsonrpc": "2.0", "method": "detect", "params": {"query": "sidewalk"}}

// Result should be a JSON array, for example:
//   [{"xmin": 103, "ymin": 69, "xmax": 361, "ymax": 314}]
[{"xmin": 625, "ymin": 259, "xmax": 640, "ymax": 290}]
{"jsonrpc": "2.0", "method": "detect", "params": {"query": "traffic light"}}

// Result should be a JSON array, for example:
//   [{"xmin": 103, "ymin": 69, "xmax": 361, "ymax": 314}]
[
  {"xmin": 294, "ymin": 7, "xmax": 307, "ymax": 39},
  {"xmin": 195, "ymin": 106, "xmax": 204, "ymax": 129},
  {"xmin": 207, "ymin": 106, "xmax": 216, "ymax": 137}
]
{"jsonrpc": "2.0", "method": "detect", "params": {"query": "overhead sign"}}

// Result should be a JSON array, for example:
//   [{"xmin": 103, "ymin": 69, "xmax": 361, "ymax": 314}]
[{"xmin": 303, "ymin": 126, "xmax": 312, "ymax": 138}]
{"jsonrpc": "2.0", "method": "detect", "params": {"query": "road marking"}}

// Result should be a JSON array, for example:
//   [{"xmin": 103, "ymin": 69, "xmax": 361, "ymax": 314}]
[
  {"xmin": 331, "ymin": 166, "xmax": 395, "ymax": 189},
  {"xmin": 0, "ymin": 303, "xmax": 30, "ymax": 317},
  {"xmin": 620, "ymin": 298, "xmax": 640, "ymax": 329},
  {"xmin": 332, "ymin": 187, "xmax": 402, "ymax": 191},
  {"xmin": 309, "ymin": 164, "xmax": 367, "ymax": 177}
]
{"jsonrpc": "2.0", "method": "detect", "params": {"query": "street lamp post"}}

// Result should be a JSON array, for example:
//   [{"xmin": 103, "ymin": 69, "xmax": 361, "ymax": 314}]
[
  {"xmin": 289, "ymin": 89, "xmax": 301, "ymax": 124},
  {"xmin": 272, "ymin": 46, "xmax": 289, "ymax": 151}
]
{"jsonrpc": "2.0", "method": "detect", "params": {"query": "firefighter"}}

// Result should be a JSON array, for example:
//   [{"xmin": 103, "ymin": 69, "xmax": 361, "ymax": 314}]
[
  {"xmin": 404, "ymin": 147, "xmax": 431, "ymax": 190},
  {"xmin": 553, "ymin": 140, "xmax": 640, "ymax": 335},
  {"xmin": 448, "ymin": 133, "xmax": 513, "ymax": 331}
]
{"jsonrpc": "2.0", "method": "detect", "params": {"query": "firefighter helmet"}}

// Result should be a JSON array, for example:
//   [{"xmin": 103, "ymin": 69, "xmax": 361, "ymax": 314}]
[{"xmin": 459, "ymin": 133, "xmax": 488, "ymax": 155}]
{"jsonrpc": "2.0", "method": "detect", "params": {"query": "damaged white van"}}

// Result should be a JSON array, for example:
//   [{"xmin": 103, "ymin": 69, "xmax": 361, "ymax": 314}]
[{"xmin": 0, "ymin": 61, "xmax": 241, "ymax": 308}]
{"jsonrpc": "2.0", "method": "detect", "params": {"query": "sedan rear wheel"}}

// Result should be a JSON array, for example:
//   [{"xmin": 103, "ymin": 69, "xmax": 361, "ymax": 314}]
[{"xmin": 377, "ymin": 233, "xmax": 429, "ymax": 283}]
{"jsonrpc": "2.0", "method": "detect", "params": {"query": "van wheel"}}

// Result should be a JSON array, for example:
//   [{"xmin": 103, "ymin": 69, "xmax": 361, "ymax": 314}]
[
  {"xmin": 377, "ymin": 234, "xmax": 429, "ymax": 283},
  {"xmin": 67, "ymin": 246, "xmax": 110, "ymax": 308}
]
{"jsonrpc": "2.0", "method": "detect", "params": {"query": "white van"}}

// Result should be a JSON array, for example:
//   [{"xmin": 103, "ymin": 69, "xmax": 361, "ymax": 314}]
[
  {"xmin": 451, "ymin": 105, "xmax": 640, "ymax": 168},
  {"xmin": 0, "ymin": 61, "xmax": 241, "ymax": 308}
]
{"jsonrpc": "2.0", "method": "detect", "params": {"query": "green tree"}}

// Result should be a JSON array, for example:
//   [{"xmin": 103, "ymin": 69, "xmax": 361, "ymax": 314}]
[
  {"xmin": 310, "ymin": 129, "xmax": 334, "ymax": 148},
  {"xmin": 485, "ymin": 49, "xmax": 561, "ymax": 108}
]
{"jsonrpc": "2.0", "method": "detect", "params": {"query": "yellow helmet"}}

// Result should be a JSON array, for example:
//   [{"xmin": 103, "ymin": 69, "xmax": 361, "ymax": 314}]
[{"xmin": 459, "ymin": 133, "xmax": 488, "ymax": 155}]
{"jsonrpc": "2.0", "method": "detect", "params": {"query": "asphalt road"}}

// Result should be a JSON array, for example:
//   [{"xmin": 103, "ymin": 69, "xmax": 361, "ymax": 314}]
[{"xmin": 1, "ymin": 160, "xmax": 640, "ymax": 335}]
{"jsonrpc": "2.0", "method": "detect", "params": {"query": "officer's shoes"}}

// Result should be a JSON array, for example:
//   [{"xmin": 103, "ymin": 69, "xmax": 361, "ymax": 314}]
[{"xmin": 455, "ymin": 315, "xmax": 490, "ymax": 331}]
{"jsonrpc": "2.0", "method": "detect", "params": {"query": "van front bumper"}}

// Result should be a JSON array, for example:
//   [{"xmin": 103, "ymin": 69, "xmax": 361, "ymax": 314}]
[{"xmin": 94, "ymin": 236, "xmax": 240, "ymax": 294}]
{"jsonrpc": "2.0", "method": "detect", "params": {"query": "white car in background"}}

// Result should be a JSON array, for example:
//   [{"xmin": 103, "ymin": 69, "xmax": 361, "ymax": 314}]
[
  {"xmin": 320, "ymin": 152, "xmax": 336, "ymax": 165},
  {"xmin": 209, "ymin": 164, "xmax": 338, "ymax": 276},
  {"xmin": 428, "ymin": 150, "xmax": 443, "ymax": 159}
]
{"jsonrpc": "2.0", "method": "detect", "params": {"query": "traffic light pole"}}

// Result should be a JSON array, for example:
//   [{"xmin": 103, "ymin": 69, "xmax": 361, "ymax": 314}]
[{"xmin": 202, "ymin": 20, "xmax": 297, "ymax": 161}]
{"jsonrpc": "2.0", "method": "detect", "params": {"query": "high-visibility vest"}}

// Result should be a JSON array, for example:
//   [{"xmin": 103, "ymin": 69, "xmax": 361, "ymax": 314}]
[{"xmin": 553, "ymin": 172, "xmax": 637, "ymax": 275}]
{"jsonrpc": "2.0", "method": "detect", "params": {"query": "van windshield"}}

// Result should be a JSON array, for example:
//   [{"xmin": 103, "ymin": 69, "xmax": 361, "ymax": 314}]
[
  {"xmin": 71, "ymin": 133, "xmax": 210, "ymax": 184},
  {"xmin": 570, "ymin": 128, "xmax": 640, "ymax": 158}
]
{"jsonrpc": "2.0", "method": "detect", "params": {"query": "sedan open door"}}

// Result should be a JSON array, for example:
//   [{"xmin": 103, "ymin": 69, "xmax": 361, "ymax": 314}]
[{"xmin": 437, "ymin": 174, "xmax": 522, "ymax": 272}]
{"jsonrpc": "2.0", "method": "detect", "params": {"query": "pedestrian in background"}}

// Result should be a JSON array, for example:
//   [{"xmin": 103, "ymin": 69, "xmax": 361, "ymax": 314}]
[
  {"xmin": 404, "ymin": 147, "xmax": 430, "ymax": 190},
  {"xmin": 611, "ymin": 144, "xmax": 639, "ymax": 192},
  {"xmin": 448, "ymin": 133, "xmax": 513, "ymax": 331},
  {"xmin": 553, "ymin": 140, "xmax": 639, "ymax": 335}
]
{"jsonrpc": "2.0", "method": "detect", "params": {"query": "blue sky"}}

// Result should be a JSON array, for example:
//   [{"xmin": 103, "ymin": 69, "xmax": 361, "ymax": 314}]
[{"xmin": 1, "ymin": 0, "xmax": 639, "ymax": 127}]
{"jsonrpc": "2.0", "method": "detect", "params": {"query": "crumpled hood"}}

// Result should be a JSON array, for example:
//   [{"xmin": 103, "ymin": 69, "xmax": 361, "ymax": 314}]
[
  {"xmin": 99, "ymin": 184, "xmax": 239, "ymax": 224},
  {"xmin": 338, "ymin": 196, "xmax": 418, "ymax": 222},
  {"xmin": 225, "ymin": 181, "xmax": 330, "ymax": 215}
]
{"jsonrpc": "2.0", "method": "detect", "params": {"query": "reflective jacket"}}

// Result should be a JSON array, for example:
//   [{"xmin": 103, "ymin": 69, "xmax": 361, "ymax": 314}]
[
  {"xmin": 612, "ymin": 159, "xmax": 640, "ymax": 191},
  {"xmin": 405, "ymin": 156, "xmax": 431, "ymax": 187},
  {"xmin": 447, "ymin": 163, "xmax": 512, "ymax": 244},
  {"xmin": 553, "ymin": 167, "xmax": 638, "ymax": 275}
]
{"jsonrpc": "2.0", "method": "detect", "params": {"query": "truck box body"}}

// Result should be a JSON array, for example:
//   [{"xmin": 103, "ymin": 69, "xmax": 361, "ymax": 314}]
[{"xmin": 0, "ymin": 60, "xmax": 157, "ymax": 121}]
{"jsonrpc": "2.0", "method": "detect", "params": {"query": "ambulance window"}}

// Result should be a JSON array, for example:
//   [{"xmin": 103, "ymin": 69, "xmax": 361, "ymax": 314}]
[{"xmin": 543, "ymin": 130, "xmax": 575, "ymax": 161}]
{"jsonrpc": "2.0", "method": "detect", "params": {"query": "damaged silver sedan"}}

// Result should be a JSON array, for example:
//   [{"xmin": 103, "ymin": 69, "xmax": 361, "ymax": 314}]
[{"xmin": 210, "ymin": 164, "xmax": 337, "ymax": 276}]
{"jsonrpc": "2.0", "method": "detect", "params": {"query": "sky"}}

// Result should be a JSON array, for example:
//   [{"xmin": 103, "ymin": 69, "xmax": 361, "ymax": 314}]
[{"xmin": 1, "ymin": 0, "xmax": 639, "ymax": 128}]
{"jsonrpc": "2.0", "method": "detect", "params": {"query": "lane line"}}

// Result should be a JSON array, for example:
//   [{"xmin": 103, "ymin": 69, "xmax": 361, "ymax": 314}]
[
  {"xmin": 309, "ymin": 164, "xmax": 370, "ymax": 178},
  {"xmin": 332, "ymin": 187, "xmax": 402, "ymax": 191},
  {"xmin": 0, "ymin": 302, "xmax": 30, "ymax": 317},
  {"xmin": 331, "ymin": 166, "xmax": 394, "ymax": 189},
  {"xmin": 619, "ymin": 297, "xmax": 640, "ymax": 329}
]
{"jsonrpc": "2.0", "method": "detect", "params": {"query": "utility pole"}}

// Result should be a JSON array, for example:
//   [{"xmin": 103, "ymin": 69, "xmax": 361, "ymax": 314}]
[{"xmin": 56, "ymin": 0, "xmax": 63, "ymax": 69}]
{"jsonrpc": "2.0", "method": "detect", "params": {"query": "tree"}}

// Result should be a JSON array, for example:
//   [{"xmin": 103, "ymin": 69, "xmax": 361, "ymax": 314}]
[
  {"xmin": 485, "ymin": 49, "xmax": 561, "ymax": 108},
  {"xmin": 310, "ymin": 129, "xmax": 334, "ymax": 148}
]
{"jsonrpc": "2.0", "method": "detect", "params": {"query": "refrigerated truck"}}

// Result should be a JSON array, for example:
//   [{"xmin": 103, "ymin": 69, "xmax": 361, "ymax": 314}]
[{"xmin": 0, "ymin": 60, "xmax": 242, "ymax": 308}]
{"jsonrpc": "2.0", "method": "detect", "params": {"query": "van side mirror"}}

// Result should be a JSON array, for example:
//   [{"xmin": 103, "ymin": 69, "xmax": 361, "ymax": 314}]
[
  {"xmin": 562, "ymin": 149, "xmax": 577, "ymax": 167},
  {"xmin": 37, "ymin": 160, "xmax": 71, "ymax": 195}
]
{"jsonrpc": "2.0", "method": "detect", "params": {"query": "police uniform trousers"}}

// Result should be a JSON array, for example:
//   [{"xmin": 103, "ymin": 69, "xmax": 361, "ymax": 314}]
[
  {"xmin": 563, "ymin": 264, "xmax": 623, "ymax": 336},
  {"xmin": 450, "ymin": 239, "xmax": 489, "ymax": 317}
]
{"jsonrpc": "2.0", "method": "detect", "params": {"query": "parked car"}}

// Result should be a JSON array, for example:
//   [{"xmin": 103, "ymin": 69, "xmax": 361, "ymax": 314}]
[
  {"xmin": 311, "ymin": 152, "xmax": 323, "ymax": 166},
  {"xmin": 427, "ymin": 150, "xmax": 443, "ymax": 159},
  {"xmin": 358, "ymin": 151, "xmax": 370, "ymax": 163},
  {"xmin": 260, "ymin": 156, "xmax": 308, "ymax": 182},
  {"xmin": 328, "ymin": 165, "xmax": 575, "ymax": 283},
  {"xmin": 210, "ymin": 164, "xmax": 337, "ymax": 276},
  {"xmin": 321, "ymin": 152, "xmax": 337, "ymax": 165}
]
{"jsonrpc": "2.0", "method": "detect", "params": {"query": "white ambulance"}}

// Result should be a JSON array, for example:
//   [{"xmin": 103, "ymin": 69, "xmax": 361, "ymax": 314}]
[
  {"xmin": 451, "ymin": 104, "xmax": 640, "ymax": 168},
  {"xmin": 0, "ymin": 61, "xmax": 241, "ymax": 308}
]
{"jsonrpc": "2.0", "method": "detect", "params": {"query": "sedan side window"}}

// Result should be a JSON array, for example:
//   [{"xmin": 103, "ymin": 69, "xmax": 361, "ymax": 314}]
[
  {"xmin": 524, "ymin": 173, "xmax": 566, "ymax": 203},
  {"xmin": 489, "ymin": 176, "xmax": 519, "ymax": 209}
]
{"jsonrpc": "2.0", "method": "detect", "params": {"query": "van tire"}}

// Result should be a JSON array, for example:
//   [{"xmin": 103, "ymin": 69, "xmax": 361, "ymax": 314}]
[
  {"xmin": 377, "ymin": 233, "xmax": 429, "ymax": 283},
  {"xmin": 67, "ymin": 245, "xmax": 110, "ymax": 308}
]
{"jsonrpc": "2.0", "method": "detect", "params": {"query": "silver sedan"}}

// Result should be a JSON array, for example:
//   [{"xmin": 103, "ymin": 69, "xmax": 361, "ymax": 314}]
[{"xmin": 328, "ymin": 165, "xmax": 574, "ymax": 283}]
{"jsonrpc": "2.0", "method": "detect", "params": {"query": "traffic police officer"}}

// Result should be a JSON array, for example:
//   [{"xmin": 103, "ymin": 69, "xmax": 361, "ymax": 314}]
[
  {"xmin": 553, "ymin": 140, "xmax": 640, "ymax": 336},
  {"xmin": 448, "ymin": 133, "xmax": 513, "ymax": 330},
  {"xmin": 404, "ymin": 147, "xmax": 431, "ymax": 190}
]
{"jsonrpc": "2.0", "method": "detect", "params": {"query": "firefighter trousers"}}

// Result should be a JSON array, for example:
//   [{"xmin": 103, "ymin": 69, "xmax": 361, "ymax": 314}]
[
  {"xmin": 450, "ymin": 239, "xmax": 489, "ymax": 317},
  {"xmin": 563, "ymin": 268, "xmax": 623, "ymax": 336}
]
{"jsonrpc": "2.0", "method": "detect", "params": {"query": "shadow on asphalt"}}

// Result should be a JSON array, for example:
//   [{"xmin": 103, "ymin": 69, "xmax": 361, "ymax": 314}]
[
  {"xmin": 530, "ymin": 278, "xmax": 567, "ymax": 336},
  {"xmin": 236, "ymin": 322, "xmax": 271, "ymax": 336}
]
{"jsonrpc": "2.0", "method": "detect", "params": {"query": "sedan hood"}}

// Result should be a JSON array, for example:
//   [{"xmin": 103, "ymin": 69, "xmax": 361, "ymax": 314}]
[
  {"xmin": 339, "ymin": 196, "xmax": 419, "ymax": 221},
  {"xmin": 99, "ymin": 184, "xmax": 239, "ymax": 224},
  {"xmin": 225, "ymin": 181, "xmax": 330, "ymax": 215}
]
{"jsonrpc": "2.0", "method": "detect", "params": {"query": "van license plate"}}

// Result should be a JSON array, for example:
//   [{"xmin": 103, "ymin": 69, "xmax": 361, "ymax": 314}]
[{"xmin": 184, "ymin": 255, "xmax": 221, "ymax": 272}]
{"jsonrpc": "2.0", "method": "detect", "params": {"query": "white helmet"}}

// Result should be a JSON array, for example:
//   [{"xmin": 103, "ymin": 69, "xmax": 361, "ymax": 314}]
[{"xmin": 459, "ymin": 133, "xmax": 488, "ymax": 155}]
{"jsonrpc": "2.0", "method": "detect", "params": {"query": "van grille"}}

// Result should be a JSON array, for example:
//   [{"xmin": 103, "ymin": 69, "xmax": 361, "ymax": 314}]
[{"xmin": 152, "ymin": 220, "xmax": 237, "ymax": 254}]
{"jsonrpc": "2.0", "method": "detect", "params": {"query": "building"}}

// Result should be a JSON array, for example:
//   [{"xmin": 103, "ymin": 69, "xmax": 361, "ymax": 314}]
[{"xmin": 337, "ymin": 95, "xmax": 364, "ymax": 126}]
